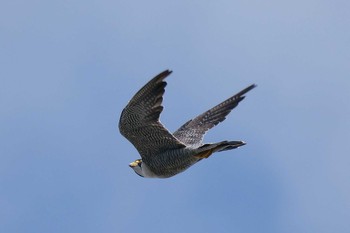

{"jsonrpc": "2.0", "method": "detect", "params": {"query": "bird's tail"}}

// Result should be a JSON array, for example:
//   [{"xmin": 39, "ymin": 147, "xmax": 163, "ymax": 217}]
[{"xmin": 194, "ymin": 141, "xmax": 246, "ymax": 159}]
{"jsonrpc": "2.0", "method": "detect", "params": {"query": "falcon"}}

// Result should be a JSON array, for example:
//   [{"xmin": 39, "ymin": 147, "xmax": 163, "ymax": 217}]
[{"xmin": 119, "ymin": 70, "xmax": 256, "ymax": 178}]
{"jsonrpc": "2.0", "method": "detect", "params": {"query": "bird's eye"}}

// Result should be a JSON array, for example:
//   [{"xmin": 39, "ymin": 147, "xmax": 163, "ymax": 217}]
[{"xmin": 138, "ymin": 162, "xmax": 142, "ymax": 167}]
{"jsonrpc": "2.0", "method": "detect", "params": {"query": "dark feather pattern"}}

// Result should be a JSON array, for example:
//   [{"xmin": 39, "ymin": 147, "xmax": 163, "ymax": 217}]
[
  {"xmin": 119, "ymin": 70, "xmax": 256, "ymax": 178},
  {"xmin": 119, "ymin": 70, "xmax": 186, "ymax": 159},
  {"xmin": 173, "ymin": 84, "xmax": 256, "ymax": 146}
]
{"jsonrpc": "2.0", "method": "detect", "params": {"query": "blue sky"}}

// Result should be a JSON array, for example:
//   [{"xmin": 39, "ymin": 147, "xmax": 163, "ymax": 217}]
[{"xmin": 1, "ymin": 0, "xmax": 349, "ymax": 232}]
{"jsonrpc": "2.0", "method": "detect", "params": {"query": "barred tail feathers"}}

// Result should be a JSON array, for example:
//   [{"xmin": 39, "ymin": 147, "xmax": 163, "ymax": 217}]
[{"xmin": 194, "ymin": 141, "xmax": 246, "ymax": 159}]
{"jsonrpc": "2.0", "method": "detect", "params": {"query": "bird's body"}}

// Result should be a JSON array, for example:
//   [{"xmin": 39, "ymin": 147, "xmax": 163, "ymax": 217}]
[
  {"xmin": 137, "ymin": 147, "xmax": 196, "ymax": 178},
  {"xmin": 119, "ymin": 70, "xmax": 255, "ymax": 178}
]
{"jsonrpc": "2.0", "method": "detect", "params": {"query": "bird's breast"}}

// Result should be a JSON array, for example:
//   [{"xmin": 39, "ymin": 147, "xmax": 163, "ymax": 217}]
[{"xmin": 143, "ymin": 148, "xmax": 199, "ymax": 178}]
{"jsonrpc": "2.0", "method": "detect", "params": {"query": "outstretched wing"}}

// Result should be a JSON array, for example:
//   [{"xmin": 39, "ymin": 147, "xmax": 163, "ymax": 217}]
[
  {"xmin": 119, "ymin": 70, "xmax": 186, "ymax": 158},
  {"xmin": 173, "ymin": 84, "xmax": 256, "ymax": 146}
]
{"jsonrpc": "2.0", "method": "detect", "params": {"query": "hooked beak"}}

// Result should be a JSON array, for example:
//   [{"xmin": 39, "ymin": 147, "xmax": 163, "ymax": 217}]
[
  {"xmin": 129, "ymin": 161, "xmax": 138, "ymax": 167},
  {"xmin": 129, "ymin": 159, "xmax": 142, "ymax": 167}
]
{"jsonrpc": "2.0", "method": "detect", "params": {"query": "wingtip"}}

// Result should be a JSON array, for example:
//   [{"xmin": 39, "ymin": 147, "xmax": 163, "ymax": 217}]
[
  {"xmin": 248, "ymin": 83, "xmax": 257, "ymax": 91},
  {"xmin": 152, "ymin": 69, "xmax": 173, "ymax": 83},
  {"xmin": 163, "ymin": 69, "xmax": 172, "ymax": 75},
  {"xmin": 236, "ymin": 83, "xmax": 257, "ymax": 97}
]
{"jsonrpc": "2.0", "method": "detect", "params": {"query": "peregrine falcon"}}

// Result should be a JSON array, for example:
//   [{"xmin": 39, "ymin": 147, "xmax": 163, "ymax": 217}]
[{"xmin": 119, "ymin": 70, "xmax": 256, "ymax": 178}]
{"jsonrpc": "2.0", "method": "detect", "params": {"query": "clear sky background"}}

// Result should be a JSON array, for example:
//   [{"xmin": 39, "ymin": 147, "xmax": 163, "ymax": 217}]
[{"xmin": 1, "ymin": 1, "xmax": 349, "ymax": 233}]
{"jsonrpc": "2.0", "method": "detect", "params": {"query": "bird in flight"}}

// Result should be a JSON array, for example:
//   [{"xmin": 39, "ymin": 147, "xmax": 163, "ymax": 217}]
[{"xmin": 119, "ymin": 70, "xmax": 256, "ymax": 178}]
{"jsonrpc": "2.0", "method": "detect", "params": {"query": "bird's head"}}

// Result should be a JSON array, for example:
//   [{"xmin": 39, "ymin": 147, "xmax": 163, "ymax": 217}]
[{"xmin": 129, "ymin": 159, "xmax": 144, "ymax": 177}]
